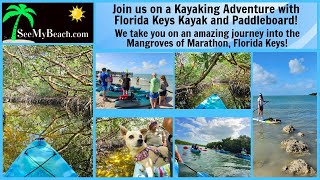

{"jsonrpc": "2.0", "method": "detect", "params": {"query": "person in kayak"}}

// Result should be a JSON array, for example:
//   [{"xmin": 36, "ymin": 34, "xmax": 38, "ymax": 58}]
[
  {"xmin": 145, "ymin": 120, "xmax": 167, "ymax": 146},
  {"xmin": 122, "ymin": 73, "xmax": 131, "ymax": 95},
  {"xmin": 136, "ymin": 76, "xmax": 140, "ymax": 85},
  {"xmin": 257, "ymin": 93, "xmax": 266, "ymax": 119},
  {"xmin": 149, "ymin": 73, "xmax": 161, "ymax": 109},
  {"xmin": 100, "ymin": 68, "xmax": 111, "ymax": 102},
  {"xmin": 241, "ymin": 148, "xmax": 247, "ymax": 155},
  {"xmin": 192, "ymin": 144, "xmax": 199, "ymax": 150},
  {"xmin": 159, "ymin": 75, "xmax": 169, "ymax": 106}
]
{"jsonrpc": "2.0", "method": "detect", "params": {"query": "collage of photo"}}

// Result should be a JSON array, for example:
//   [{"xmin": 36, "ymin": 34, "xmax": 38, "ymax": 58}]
[{"xmin": 2, "ymin": 48, "xmax": 317, "ymax": 178}]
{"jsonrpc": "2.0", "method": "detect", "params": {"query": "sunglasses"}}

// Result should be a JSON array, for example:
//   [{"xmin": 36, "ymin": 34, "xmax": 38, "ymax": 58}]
[{"xmin": 150, "ymin": 121, "xmax": 157, "ymax": 125}]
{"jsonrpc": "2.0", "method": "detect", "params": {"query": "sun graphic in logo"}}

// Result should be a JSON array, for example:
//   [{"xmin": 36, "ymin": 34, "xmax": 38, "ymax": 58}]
[{"xmin": 69, "ymin": 5, "xmax": 85, "ymax": 22}]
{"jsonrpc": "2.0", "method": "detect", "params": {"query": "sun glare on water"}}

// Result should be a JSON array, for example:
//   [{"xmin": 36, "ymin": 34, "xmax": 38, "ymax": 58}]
[{"xmin": 69, "ymin": 5, "xmax": 85, "ymax": 22}]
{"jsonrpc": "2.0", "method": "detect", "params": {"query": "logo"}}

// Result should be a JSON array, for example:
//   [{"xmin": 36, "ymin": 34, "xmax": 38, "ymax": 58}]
[
  {"xmin": 3, "ymin": 4, "xmax": 36, "ymax": 41},
  {"xmin": 2, "ymin": 3, "xmax": 93, "ymax": 43},
  {"xmin": 69, "ymin": 5, "xmax": 85, "ymax": 22}
]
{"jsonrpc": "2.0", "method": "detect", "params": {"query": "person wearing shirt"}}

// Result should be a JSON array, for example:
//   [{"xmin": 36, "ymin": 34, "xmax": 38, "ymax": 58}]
[{"xmin": 149, "ymin": 73, "xmax": 160, "ymax": 109}]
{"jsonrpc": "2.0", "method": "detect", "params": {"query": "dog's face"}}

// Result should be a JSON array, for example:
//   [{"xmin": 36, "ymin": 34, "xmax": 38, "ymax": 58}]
[{"xmin": 120, "ymin": 126, "xmax": 148, "ymax": 149}]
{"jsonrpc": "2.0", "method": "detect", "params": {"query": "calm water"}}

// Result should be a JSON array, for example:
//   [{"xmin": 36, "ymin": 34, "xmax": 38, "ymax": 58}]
[
  {"xmin": 253, "ymin": 95, "xmax": 317, "ymax": 177},
  {"xmin": 177, "ymin": 145, "xmax": 250, "ymax": 177}
]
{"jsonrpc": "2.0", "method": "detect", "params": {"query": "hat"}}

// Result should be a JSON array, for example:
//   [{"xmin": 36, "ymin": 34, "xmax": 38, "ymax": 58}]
[
  {"xmin": 259, "ymin": 93, "xmax": 262, "ymax": 96},
  {"xmin": 102, "ymin": 68, "xmax": 106, "ymax": 71}
]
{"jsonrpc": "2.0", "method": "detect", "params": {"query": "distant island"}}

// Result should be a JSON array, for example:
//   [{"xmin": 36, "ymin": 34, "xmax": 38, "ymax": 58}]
[
  {"xmin": 309, "ymin": 93, "xmax": 317, "ymax": 96},
  {"xmin": 175, "ymin": 139, "xmax": 206, "ymax": 147}
]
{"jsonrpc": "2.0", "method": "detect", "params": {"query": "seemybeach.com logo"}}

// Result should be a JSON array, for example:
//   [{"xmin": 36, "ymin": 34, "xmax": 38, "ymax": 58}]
[{"xmin": 2, "ymin": 3, "xmax": 93, "ymax": 43}]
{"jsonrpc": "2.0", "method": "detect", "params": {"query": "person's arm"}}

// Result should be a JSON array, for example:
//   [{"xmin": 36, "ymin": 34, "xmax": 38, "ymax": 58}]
[
  {"xmin": 175, "ymin": 149, "xmax": 183, "ymax": 163},
  {"xmin": 150, "ymin": 79, "xmax": 154, "ymax": 93},
  {"xmin": 162, "ymin": 131, "xmax": 166, "ymax": 146}
]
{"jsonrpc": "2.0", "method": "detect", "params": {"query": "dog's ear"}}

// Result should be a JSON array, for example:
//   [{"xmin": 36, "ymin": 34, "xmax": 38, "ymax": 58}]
[
  {"xmin": 140, "ymin": 128, "xmax": 148, "ymax": 136},
  {"xmin": 120, "ymin": 126, "xmax": 128, "ymax": 136}
]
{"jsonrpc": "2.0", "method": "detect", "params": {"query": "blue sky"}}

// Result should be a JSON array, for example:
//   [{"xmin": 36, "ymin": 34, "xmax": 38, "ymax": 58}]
[
  {"xmin": 175, "ymin": 117, "xmax": 250, "ymax": 145},
  {"xmin": 96, "ymin": 53, "xmax": 174, "ymax": 75},
  {"xmin": 253, "ymin": 52, "xmax": 317, "ymax": 96}
]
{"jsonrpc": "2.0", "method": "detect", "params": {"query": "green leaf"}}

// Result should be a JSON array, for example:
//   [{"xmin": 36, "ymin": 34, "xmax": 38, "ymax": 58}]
[
  {"xmin": 24, "ymin": 8, "xmax": 37, "ymax": 15},
  {"xmin": 22, "ymin": 12, "xmax": 35, "ymax": 27},
  {"xmin": 6, "ymin": 5, "xmax": 20, "ymax": 12},
  {"xmin": 18, "ymin": 4, "xmax": 27, "ymax": 11},
  {"xmin": 205, "ymin": 61, "xmax": 209, "ymax": 69},
  {"xmin": 2, "ymin": 11, "xmax": 20, "ymax": 23}
]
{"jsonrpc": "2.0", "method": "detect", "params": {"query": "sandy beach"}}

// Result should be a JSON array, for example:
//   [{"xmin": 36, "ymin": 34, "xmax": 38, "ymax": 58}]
[{"xmin": 96, "ymin": 76, "xmax": 174, "ymax": 109}]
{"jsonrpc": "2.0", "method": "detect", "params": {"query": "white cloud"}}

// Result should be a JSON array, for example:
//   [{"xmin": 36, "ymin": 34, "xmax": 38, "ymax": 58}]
[
  {"xmin": 159, "ymin": 59, "xmax": 167, "ymax": 66},
  {"xmin": 177, "ymin": 118, "xmax": 250, "ymax": 144},
  {"xmin": 96, "ymin": 54, "xmax": 102, "ymax": 58},
  {"xmin": 289, "ymin": 58, "xmax": 306, "ymax": 74},
  {"xmin": 193, "ymin": 117, "xmax": 207, "ymax": 126},
  {"xmin": 142, "ymin": 61, "xmax": 157, "ymax": 70},
  {"xmin": 96, "ymin": 62, "xmax": 112, "ymax": 71},
  {"xmin": 179, "ymin": 123, "xmax": 196, "ymax": 130},
  {"xmin": 253, "ymin": 63, "xmax": 277, "ymax": 85}
]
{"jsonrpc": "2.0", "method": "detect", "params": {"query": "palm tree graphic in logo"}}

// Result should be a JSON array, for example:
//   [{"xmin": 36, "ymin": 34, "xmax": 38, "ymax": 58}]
[{"xmin": 2, "ymin": 4, "xmax": 36, "ymax": 41}]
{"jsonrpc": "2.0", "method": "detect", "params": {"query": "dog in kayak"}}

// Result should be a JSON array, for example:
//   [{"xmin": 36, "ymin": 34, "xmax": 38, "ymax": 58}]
[{"xmin": 120, "ymin": 125, "xmax": 169, "ymax": 177}]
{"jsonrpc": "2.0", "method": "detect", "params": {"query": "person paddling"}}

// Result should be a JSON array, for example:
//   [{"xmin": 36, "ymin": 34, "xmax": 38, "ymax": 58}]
[{"xmin": 257, "ymin": 93, "xmax": 266, "ymax": 119}]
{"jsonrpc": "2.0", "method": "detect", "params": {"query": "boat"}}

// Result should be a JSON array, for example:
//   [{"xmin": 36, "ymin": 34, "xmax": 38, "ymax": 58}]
[
  {"xmin": 5, "ymin": 138, "xmax": 78, "ymax": 177},
  {"xmin": 219, "ymin": 149, "xmax": 230, "ymax": 154},
  {"xmin": 114, "ymin": 96, "xmax": 151, "ymax": 108},
  {"xmin": 96, "ymin": 85, "xmax": 142, "ymax": 92},
  {"xmin": 253, "ymin": 117, "xmax": 281, "ymax": 124},
  {"xmin": 190, "ymin": 148, "xmax": 201, "ymax": 154},
  {"xmin": 99, "ymin": 90, "xmax": 127, "ymax": 98},
  {"xmin": 195, "ymin": 94, "xmax": 227, "ymax": 109},
  {"xmin": 133, "ymin": 163, "xmax": 171, "ymax": 177},
  {"xmin": 130, "ymin": 86, "xmax": 141, "ymax": 91},
  {"xmin": 235, "ymin": 153, "xmax": 251, "ymax": 160},
  {"xmin": 183, "ymin": 146, "xmax": 188, "ymax": 149}
]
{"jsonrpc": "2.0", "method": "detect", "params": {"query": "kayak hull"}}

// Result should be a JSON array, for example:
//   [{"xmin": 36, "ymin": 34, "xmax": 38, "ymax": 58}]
[
  {"xmin": 195, "ymin": 94, "xmax": 227, "ymax": 109},
  {"xmin": 235, "ymin": 154, "xmax": 251, "ymax": 160},
  {"xmin": 190, "ymin": 148, "xmax": 201, "ymax": 154},
  {"xmin": 219, "ymin": 150, "xmax": 230, "ymax": 154},
  {"xmin": 253, "ymin": 118, "xmax": 281, "ymax": 124},
  {"xmin": 114, "ymin": 98, "xmax": 150, "ymax": 108}
]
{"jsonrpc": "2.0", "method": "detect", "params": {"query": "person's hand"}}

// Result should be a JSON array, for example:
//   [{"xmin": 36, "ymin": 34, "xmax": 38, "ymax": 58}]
[{"xmin": 178, "ymin": 158, "xmax": 183, "ymax": 163}]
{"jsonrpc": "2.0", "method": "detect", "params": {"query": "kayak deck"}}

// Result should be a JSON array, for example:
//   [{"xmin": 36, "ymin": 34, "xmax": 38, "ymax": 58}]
[
  {"xmin": 133, "ymin": 163, "xmax": 171, "ymax": 177},
  {"xmin": 195, "ymin": 94, "xmax": 227, "ymax": 109},
  {"xmin": 253, "ymin": 117, "xmax": 281, "ymax": 124}
]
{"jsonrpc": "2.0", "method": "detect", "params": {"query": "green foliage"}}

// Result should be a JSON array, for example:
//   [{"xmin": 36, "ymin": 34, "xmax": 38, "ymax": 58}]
[
  {"xmin": 3, "ymin": 103, "xmax": 92, "ymax": 177},
  {"xmin": 175, "ymin": 139, "xmax": 206, "ymax": 147},
  {"xmin": 176, "ymin": 52, "xmax": 251, "ymax": 109},
  {"xmin": 206, "ymin": 135, "xmax": 251, "ymax": 154},
  {"xmin": 3, "ymin": 45, "xmax": 92, "ymax": 98}
]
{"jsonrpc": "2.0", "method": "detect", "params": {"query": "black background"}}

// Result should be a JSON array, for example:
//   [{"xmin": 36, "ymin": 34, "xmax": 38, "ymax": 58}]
[{"xmin": 2, "ymin": 3, "xmax": 93, "ymax": 43}]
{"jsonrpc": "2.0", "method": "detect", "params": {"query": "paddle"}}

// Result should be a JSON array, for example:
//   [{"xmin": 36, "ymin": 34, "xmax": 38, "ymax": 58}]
[
  {"xmin": 175, "ymin": 158, "xmax": 211, "ymax": 177},
  {"xmin": 253, "ymin": 101, "xmax": 269, "ymax": 112}
]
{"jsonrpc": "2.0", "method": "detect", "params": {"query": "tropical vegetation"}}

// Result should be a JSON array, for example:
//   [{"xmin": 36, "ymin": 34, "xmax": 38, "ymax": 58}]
[
  {"xmin": 3, "ymin": 45, "xmax": 93, "ymax": 176},
  {"xmin": 175, "ymin": 52, "xmax": 251, "ymax": 109}
]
